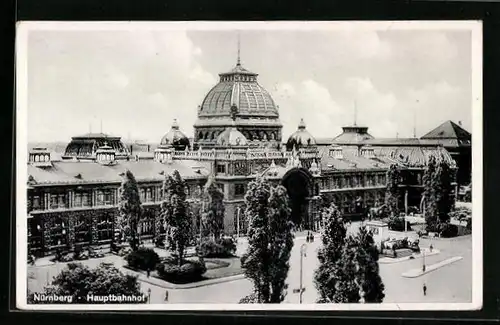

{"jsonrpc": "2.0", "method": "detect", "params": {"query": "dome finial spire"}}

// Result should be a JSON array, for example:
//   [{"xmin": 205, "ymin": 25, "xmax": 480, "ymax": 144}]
[
  {"xmin": 237, "ymin": 32, "xmax": 241, "ymax": 66},
  {"xmin": 298, "ymin": 118, "xmax": 306, "ymax": 130}
]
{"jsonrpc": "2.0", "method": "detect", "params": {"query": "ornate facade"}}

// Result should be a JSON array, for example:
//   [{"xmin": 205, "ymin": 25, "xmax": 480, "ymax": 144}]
[{"xmin": 26, "ymin": 57, "xmax": 460, "ymax": 257}]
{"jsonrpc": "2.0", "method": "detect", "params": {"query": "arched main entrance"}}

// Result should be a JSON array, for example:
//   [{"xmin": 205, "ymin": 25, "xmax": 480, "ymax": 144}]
[{"xmin": 281, "ymin": 167, "xmax": 314, "ymax": 230}]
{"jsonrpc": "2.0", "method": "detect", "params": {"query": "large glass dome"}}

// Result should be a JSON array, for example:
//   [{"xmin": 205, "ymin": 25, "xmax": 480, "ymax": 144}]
[
  {"xmin": 194, "ymin": 61, "xmax": 282, "ymax": 147},
  {"xmin": 198, "ymin": 65, "xmax": 279, "ymax": 118}
]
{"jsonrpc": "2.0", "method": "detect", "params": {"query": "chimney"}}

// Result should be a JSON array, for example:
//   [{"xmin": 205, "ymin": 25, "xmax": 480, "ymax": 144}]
[{"xmin": 458, "ymin": 121, "xmax": 462, "ymax": 126}]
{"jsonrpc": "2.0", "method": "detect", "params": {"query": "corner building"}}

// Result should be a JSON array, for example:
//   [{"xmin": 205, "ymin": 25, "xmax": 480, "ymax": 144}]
[{"xmin": 26, "ymin": 58, "xmax": 461, "ymax": 257}]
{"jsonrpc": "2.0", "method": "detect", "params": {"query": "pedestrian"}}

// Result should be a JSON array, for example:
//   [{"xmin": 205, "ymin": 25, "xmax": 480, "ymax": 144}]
[
  {"xmin": 429, "ymin": 244, "xmax": 433, "ymax": 252},
  {"xmin": 164, "ymin": 290, "xmax": 169, "ymax": 302},
  {"xmin": 147, "ymin": 268, "xmax": 150, "ymax": 278},
  {"xmin": 423, "ymin": 283, "xmax": 427, "ymax": 296}
]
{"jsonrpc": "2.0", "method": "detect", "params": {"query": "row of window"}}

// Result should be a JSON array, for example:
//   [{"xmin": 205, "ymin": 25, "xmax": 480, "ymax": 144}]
[
  {"xmin": 30, "ymin": 186, "xmax": 166, "ymax": 211},
  {"xmin": 220, "ymin": 75, "xmax": 256, "ymax": 82},
  {"xmin": 320, "ymin": 174, "xmax": 388, "ymax": 190},
  {"xmin": 28, "ymin": 217, "xmax": 161, "ymax": 249}
]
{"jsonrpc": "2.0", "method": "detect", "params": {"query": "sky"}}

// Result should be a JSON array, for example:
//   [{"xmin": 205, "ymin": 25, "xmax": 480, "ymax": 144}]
[{"xmin": 25, "ymin": 23, "xmax": 474, "ymax": 143}]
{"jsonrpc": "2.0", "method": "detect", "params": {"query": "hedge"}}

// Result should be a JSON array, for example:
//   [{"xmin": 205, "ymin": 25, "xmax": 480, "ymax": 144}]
[
  {"xmin": 125, "ymin": 247, "xmax": 160, "ymax": 271},
  {"xmin": 155, "ymin": 258, "xmax": 207, "ymax": 284},
  {"xmin": 196, "ymin": 237, "xmax": 236, "ymax": 258},
  {"xmin": 439, "ymin": 223, "xmax": 459, "ymax": 238},
  {"xmin": 387, "ymin": 217, "xmax": 412, "ymax": 232}
]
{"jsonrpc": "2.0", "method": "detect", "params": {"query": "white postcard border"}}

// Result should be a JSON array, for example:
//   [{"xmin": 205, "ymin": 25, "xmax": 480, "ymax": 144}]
[{"xmin": 15, "ymin": 20, "xmax": 483, "ymax": 311}]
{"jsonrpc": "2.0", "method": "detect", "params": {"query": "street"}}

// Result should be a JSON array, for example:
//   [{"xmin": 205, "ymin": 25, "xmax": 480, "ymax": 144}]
[{"xmin": 28, "ymin": 223, "xmax": 472, "ymax": 304}]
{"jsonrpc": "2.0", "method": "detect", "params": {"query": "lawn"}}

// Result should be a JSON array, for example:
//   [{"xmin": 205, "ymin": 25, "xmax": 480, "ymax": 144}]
[
  {"xmin": 203, "ymin": 256, "xmax": 243, "ymax": 280},
  {"xmin": 124, "ymin": 255, "xmax": 244, "ymax": 284}
]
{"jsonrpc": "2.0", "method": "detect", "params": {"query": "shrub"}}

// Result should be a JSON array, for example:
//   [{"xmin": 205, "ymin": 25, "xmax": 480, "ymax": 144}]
[
  {"xmin": 154, "ymin": 237, "xmax": 165, "ymax": 248},
  {"xmin": 196, "ymin": 238, "xmax": 236, "ymax": 258},
  {"xmin": 125, "ymin": 247, "xmax": 160, "ymax": 271},
  {"xmin": 439, "ymin": 223, "xmax": 459, "ymax": 238},
  {"xmin": 387, "ymin": 217, "xmax": 412, "ymax": 232},
  {"xmin": 239, "ymin": 292, "xmax": 260, "ymax": 303},
  {"xmin": 155, "ymin": 259, "xmax": 207, "ymax": 284}
]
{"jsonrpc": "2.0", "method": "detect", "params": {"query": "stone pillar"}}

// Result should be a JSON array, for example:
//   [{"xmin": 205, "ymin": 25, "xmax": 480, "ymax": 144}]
[
  {"xmin": 44, "ymin": 193, "xmax": 49, "ymax": 210},
  {"xmin": 224, "ymin": 201, "xmax": 236, "ymax": 235}
]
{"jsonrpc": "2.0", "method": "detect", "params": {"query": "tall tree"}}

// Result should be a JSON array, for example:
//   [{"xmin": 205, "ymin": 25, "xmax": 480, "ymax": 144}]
[
  {"xmin": 435, "ymin": 159, "xmax": 455, "ymax": 224},
  {"xmin": 423, "ymin": 155, "xmax": 437, "ymax": 229},
  {"xmin": 314, "ymin": 203, "xmax": 347, "ymax": 303},
  {"xmin": 268, "ymin": 185, "xmax": 294, "ymax": 303},
  {"xmin": 331, "ymin": 236, "xmax": 361, "ymax": 303},
  {"xmin": 385, "ymin": 164, "xmax": 401, "ymax": 217},
  {"xmin": 354, "ymin": 226, "xmax": 385, "ymax": 303},
  {"xmin": 118, "ymin": 170, "xmax": 143, "ymax": 251},
  {"xmin": 161, "ymin": 170, "xmax": 192, "ymax": 266},
  {"xmin": 240, "ymin": 178, "xmax": 294, "ymax": 303},
  {"xmin": 204, "ymin": 178, "xmax": 225, "ymax": 241}
]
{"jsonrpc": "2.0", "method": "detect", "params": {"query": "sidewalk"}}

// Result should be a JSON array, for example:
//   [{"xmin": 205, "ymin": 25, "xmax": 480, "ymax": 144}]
[
  {"xmin": 402, "ymin": 256, "xmax": 463, "ymax": 278},
  {"xmin": 127, "ymin": 268, "xmax": 245, "ymax": 290}
]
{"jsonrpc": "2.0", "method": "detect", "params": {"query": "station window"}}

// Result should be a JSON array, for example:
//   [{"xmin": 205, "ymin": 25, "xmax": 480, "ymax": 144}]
[
  {"xmin": 235, "ymin": 184, "xmax": 245, "ymax": 196},
  {"xmin": 217, "ymin": 164, "xmax": 226, "ymax": 174}
]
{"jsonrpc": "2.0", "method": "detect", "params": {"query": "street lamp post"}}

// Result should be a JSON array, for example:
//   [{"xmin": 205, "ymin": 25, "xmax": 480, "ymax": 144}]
[
  {"xmin": 299, "ymin": 243, "xmax": 307, "ymax": 304},
  {"xmin": 422, "ymin": 247, "xmax": 426, "ymax": 272}
]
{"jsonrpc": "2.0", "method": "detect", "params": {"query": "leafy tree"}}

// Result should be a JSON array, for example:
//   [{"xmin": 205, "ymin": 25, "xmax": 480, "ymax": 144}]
[
  {"xmin": 423, "ymin": 157, "xmax": 456, "ymax": 232},
  {"xmin": 435, "ymin": 160, "xmax": 455, "ymax": 224},
  {"xmin": 161, "ymin": 170, "xmax": 192, "ymax": 266},
  {"xmin": 240, "ymin": 178, "xmax": 294, "ymax": 303},
  {"xmin": 314, "ymin": 203, "xmax": 347, "ymax": 303},
  {"xmin": 203, "ymin": 178, "xmax": 225, "ymax": 241},
  {"xmin": 268, "ymin": 185, "xmax": 294, "ymax": 303},
  {"xmin": 423, "ymin": 156, "xmax": 438, "ymax": 229},
  {"xmin": 118, "ymin": 170, "xmax": 143, "ymax": 251},
  {"xmin": 385, "ymin": 164, "xmax": 401, "ymax": 217},
  {"xmin": 331, "ymin": 236, "xmax": 361, "ymax": 303},
  {"xmin": 354, "ymin": 227, "xmax": 385, "ymax": 303},
  {"xmin": 28, "ymin": 262, "xmax": 145, "ymax": 304}
]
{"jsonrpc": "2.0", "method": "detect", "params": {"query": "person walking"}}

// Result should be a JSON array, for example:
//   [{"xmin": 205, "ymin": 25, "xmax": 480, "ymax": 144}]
[
  {"xmin": 164, "ymin": 290, "xmax": 169, "ymax": 302},
  {"xmin": 147, "ymin": 268, "xmax": 150, "ymax": 278},
  {"xmin": 423, "ymin": 283, "xmax": 427, "ymax": 296}
]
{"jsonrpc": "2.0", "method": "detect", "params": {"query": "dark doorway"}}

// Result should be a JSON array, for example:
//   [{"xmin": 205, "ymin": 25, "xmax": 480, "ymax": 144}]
[{"xmin": 282, "ymin": 168, "xmax": 313, "ymax": 229}]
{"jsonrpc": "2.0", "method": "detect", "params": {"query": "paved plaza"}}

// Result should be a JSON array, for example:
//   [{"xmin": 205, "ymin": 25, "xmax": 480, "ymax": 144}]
[{"xmin": 27, "ymin": 222, "xmax": 472, "ymax": 304}]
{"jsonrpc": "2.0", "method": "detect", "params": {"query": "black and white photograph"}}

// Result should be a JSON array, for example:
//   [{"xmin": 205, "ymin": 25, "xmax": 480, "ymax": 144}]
[{"xmin": 16, "ymin": 21, "xmax": 482, "ymax": 310}]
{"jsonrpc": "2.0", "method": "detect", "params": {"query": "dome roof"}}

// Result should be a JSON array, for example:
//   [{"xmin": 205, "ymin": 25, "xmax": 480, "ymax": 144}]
[
  {"xmin": 216, "ymin": 125, "xmax": 248, "ymax": 147},
  {"xmin": 332, "ymin": 125, "xmax": 374, "ymax": 144},
  {"xmin": 63, "ymin": 133, "xmax": 129, "ymax": 159},
  {"xmin": 197, "ymin": 63, "xmax": 280, "ymax": 119},
  {"xmin": 286, "ymin": 119, "xmax": 316, "ymax": 150},
  {"xmin": 160, "ymin": 119, "xmax": 190, "ymax": 150}
]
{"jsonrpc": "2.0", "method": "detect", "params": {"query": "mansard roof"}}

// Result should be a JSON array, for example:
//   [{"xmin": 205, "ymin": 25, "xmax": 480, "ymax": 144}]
[{"xmin": 27, "ymin": 159, "xmax": 211, "ymax": 186}]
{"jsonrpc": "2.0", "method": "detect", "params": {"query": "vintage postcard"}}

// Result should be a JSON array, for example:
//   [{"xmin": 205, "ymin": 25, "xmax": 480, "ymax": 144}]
[{"xmin": 16, "ymin": 21, "xmax": 482, "ymax": 311}]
